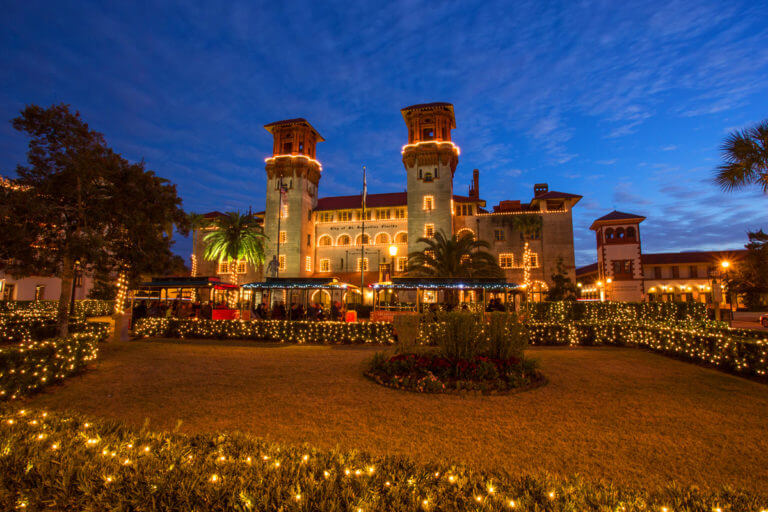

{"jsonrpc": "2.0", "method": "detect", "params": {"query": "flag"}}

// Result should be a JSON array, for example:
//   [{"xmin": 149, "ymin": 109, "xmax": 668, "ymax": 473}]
[{"xmin": 362, "ymin": 166, "xmax": 367, "ymax": 210}]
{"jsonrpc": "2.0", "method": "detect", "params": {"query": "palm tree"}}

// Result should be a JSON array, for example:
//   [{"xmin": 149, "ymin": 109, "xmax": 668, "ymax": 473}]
[
  {"xmin": 715, "ymin": 120, "xmax": 768, "ymax": 193},
  {"xmin": 406, "ymin": 229, "xmax": 503, "ymax": 279},
  {"xmin": 203, "ymin": 212, "xmax": 267, "ymax": 285}
]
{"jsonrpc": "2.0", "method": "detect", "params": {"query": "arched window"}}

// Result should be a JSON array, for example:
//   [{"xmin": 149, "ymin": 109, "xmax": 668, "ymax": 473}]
[
  {"xmin": 616, "ymin": 227, "xmax": 625, "ymax": 240},
  {"xmin": 374, "ymin": 232, "xmax": 391, "ymax": 245},
  {"xmin": 394, "ymin": 232, "xmax": 408, "ymax": 244},
  {"xmin": 457, "ymin": 228, "xmax": 475, "ymax": 240},
  {"xmin": 318, "ymin": 235, "xmax": 333, "ymax": 247},
  {"xmin": 337, "ymin": 234, "xmax": 351, "ymax": 246},
  {"xmin": 356, "ymin": 233, "xmax": 370, "ymax": 246},
  {"xmin": 605, "ymin": 228, "xmax": 614, "ymax": 241},
  {"xmin": 626, "ymin": 227, "xmax": 636, "ymax": 241}
]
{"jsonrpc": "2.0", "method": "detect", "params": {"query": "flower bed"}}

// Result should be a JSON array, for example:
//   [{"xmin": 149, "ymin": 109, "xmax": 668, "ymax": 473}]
[
  {"xmin": 0, "ymin": 408, "xmax": 762, "ymax": 512},
  {"xmin": 0, "ymin": 332, "xmax": 102, "ymax": 400},
  {"xmin": 366, "ymin": 352, "xmax": 544, "ymax": 394},
  {"xmin": 133, "ymin": 317, "xmax": 394, "ymax": 344}
]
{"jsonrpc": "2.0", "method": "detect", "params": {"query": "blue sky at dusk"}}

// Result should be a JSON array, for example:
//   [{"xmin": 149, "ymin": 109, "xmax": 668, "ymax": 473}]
[{"xmin": 1, "ymin": 1, "xmax": 767, "ymax": 266}]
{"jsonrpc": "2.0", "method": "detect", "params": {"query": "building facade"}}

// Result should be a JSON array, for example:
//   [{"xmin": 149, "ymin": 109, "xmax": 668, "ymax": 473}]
[
  {"xmin": 576, "ymin": 210, "xmax": 746, "ymax": 303},
  {"xmin": 194, "ymin": 103, "xmax": 582, "ymax": 301}
]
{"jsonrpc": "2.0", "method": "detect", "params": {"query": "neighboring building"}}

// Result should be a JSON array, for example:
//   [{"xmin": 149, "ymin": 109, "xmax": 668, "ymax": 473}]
[
  {"xmin": 0, "ymin": 273, "xmax": 94, "ymax": 301},
  {"xmin": 194, "ymin": 102, "xmax": 582, "ymax": 302},
  {"xmin": 576, "ymin": 210, "xmax": 746, "ymax": 303}
]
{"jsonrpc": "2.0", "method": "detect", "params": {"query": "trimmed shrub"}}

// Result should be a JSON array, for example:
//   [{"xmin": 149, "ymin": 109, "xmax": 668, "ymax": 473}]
[
  {"xmin": 0, "ymin": 300, "xmax": 114, "ymax": 318},
  {"xmin": 0, "ymin": 332, "xmax": 101, "ymax": 400},
  {"xmin": 526, "ymin": 301, "xmax": 708, "ymax": 323},
  {"xmin": 1, "ymin": 408, "xmax": 762, "ymax": 511},
  {"xmin": 133, "ymin": 318, "xmax": 395, "ymax": 345},
  {"xmin": 433, "ymin": 311, "xmax": 485, "ymax": 360}
]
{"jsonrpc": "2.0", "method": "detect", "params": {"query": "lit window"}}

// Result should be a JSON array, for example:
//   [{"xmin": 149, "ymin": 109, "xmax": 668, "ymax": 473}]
[
  {"xmin": 499, "ymin": 254, "xmax": 514, "ymax": 269},
  {"xmin": 425, "ymin": 224, "xmax": 434, "ymax": 237},
  {"xmin": 318, "ymin": 235, "xmax": 333, "ymax": 246},
  {"xmin": 460, "ymin": 254, "xmax": 471, "ymax": 265},
  {"xmin": 395, "ymin": 232, "xmax": 408, "ymax": 244},
  {"xmin": 305, "ymin": 256, "xmax": 312, "ymax": 272},
  {"xmin": 279, "ymin": 231, "xmax": 287, "ymax": 244},
  {"xmin": 280, "ymin": 204, "xmax": 288, "ymax": 218},
  {"xmin": 319, "ymin": 258, "xmax": 331, "ymax": 272},
  {"xmin": 423, "ymin": 196, "xmax": 434, "ymax": 211},
  {"xmin": 395, "ymin": 208, "xmax": 406, "ymax": 219},
  {"xmin": 396, "ymin": 257, "xmax": 407, "ymax": 272},
  {"xmin": 278, "ymin": 255, "xmax": 286, "ymax": 271},
  {"xmin": 218, "ymin": 261, "xmax": 229, "ymax": 273},
  {"xmin": 237, "ymin": 260, "xmax": 246, "ymax": 274},
  {"xmin": 318, "ymin": 212, "xmax": 333, "ymax": 222},
  {"xmin": 356, "ymin": 257, "xmax": 369, "ymax": 271},
  {"xmin": 357, "ymin": 233, "xmax": 370, "ymax": 245},
  {"xmin": 376, "ymin": 209, "xmax": 390, "ymax": 220},
  {"xmin": 337, "ymin": 234, "xmax": 351, "ymax": 246},
  {"xmin": 374, "ymin": 232, "xmax": 390, "ymax": 245},
  {"xmin": 358, "ymin": 210, "xmax": 371, "ymax": 221},
  {"xmin": 494, "ymin": 229, "xmax": 505, "ymax": 241},
  {"xmin": 529, "ymin": 253, "xmax": 539, "ymax": 268},
  {"xmin": 339, "ymin": 211, "xmax": 352, "ymax": 222}
]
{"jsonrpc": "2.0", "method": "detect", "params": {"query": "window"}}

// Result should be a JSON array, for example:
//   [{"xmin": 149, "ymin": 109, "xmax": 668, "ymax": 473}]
[
  {"xmin": 626, "ymin": 227, "xmax": 636, "ymax": 241},
  {"xmin": 395, "ymin": 232, "xmax": 408, "ymax": 244},
  {"xmin": 279, "ymin": 231, "xmax": 287, "ymax": 244},
  {"xmin": 34, "ymin": 285, "xmax": 45, "ymax": 301},
  {"xmin": 423, "ymin": 196, "xmax": 434, "ymax": 211},
  {"xmin": 319, "ymin": 258, "xmax": 331, "ymax": 272},
  {"xmin": 376, "ymin": 209, "xmax": 390, "ymax": 220},
  {"xmin": 396, "ymin": 257, "xmax": 407, "ymax": 272},
  {"xmin": 338, "ymin": 211, "xmax": 352, "ymax": 222},
  {"xmin": 672, "ymin": 266, "xmax": 679, "ymax": 278},
  {"xmin": 460, "ymin": 254, "xmax": 471, "ymax": 264},
  {"xmin": 499, "ymin": 254, "xmax": 514, "ymax": 269},
  {"xmin": 305, "ymin": 256, "xmax": 312, "ymax": 272},
  {"xmin": 654, "ymin": 266, "xmax": 662, "ymax": 279},
  {"xmin": 459, "ymin": 204, "xmax": 473, "ymax": 216},
  {"xmin": 278, "ymin": 255, "xmax": 286, "ymax": 271},
  {"xmin": 425, "ymin": 250, "xmax": 435, "ymax": 260},
  {"xmin": 395, "ymin": 208, "xmax": 406, "ymax": 219},
  {"xmin": 356, "ymin": 233, "xmax": 370, "ymax": 245},
  {"xmin": 282, "ymin": 142, "xmax": 292, "ymax": 153},
  {"xmin": 1, "ymin": 283, "xmax": 14, "ymax": 301},
  {"xmin": 318, "ymin": 235, "xmax": 333, "ymax": 246},
  {"xmin": 358, "ymin": 210, "xmax": 371, "ymax": 221},
  {"xmin": 237, "ymin": 261, "xmax": 246, "ymax": 274},
  {"xmin": 457, "ymin": 228, "xmax": 475, "ymax": 240},
  {"xmin": 280, "ymin": 203, "xmax": 288, "ymax": 218},
  {"xmin": 422, "ymin": 127, "xmax": 434, "ymax": 140},
  {"xmin": 605, "ymin": 228, "xmax": 614, "ymax": 241},
  {"xmin": 689, "ymin": 265, "xmax": 698, "ymax": 278},
  {"xmin": 374, "ymin": 232, "xmax": 390, "ymax": 245},
  {"xmin": 423, "ymin": 171, "xmax": 433, "ymax": 182},
  {"xmin": 493, "ymin": 228, "xmax": 505, "ymax": 241},
  {"xmin": 337, "ymin": 234, "xmax": 351, "ymax": 246},
  {"xmin": 356, "ymin": 258, "xmax": 369, "ymax": 272},
  {"xmin": 425, "ymin": 224, "xmax": 434, "ymax": 237},
  {"xmin": 529, "ymin": 253, "xmax": 539, "ymax": 268},
  {"xmin": 307, "ymin": 234, "xmax": 311, "ymax": 247},
  {"xmin": 613, "ymin": 260, "xmax": 632, "ymax": 277},
  {"xmin": 319, "ymin": 212, "xmax": 333, "ymax": 222},
  {"xmin": 218, "ymin": 261, "xmax": 229, "ymax": 273}
]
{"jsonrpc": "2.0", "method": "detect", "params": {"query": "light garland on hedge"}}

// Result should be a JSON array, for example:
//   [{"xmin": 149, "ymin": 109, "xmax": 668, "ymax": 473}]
[
  {"xmin": 2, "ymin": 408, "xmax": 756, "ymax": 511},
  {"xmin": 133, "ymin": 318, "xmax": 396, "ymax": 345},
  {"xmin": 0, "ymin": 332, "xmax": 102, "ymax": 401}
]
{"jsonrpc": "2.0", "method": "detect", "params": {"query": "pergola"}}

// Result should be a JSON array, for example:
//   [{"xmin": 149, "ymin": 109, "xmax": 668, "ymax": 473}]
[
  {"xmin": 371, "ymin": 277, "xmax": 521, "ymax": 313},
  {"xmin": 242, "ymin": 277, "xmax": 359, "ymax": 308}
]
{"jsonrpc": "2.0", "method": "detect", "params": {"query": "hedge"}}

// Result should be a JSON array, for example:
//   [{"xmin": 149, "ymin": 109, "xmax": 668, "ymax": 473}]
[
  {"xmin": 0, "ymin": 299, "xmax": 115, "ymax": 318},
  {"xmin": 526, "ymin": 321, "xmax": 768, "ymax": 379},
  {"xmin": 133, "ymin": 318, "xmax": 394, "ymax": 345},
  {"xmin": 525, "ymin": 301, "xmax": 708, "ymax": 323},
  {"xmin": 0, "ymin": 332, "xmax": 102, "ymax": 401},
  {"xmin": 0, "ymin": 408, "xmax": 763, "ymax": 511},
  {"xmin": 0, "ymin": 316, "xmax": 111, "ymax": 344}
]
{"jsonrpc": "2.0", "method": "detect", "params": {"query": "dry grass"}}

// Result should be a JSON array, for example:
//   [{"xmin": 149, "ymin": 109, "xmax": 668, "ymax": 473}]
[{"xmin": 23, "ymin": 339, "xmax": 768, "ymax": 492}]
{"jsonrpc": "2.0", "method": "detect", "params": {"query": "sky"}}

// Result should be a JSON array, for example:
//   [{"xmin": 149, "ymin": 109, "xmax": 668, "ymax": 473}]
[{"xmin": 1, "ymin": 0, "xmax": 767, "ymax": 266}]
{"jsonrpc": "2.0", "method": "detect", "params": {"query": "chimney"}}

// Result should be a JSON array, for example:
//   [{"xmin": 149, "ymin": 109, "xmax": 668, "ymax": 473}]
[
  {"xmin": 468, "ymin": 169, "xmax": 480, "ymax": 199},
  {"xmin": 534, "ymin": 183, "xmax": 548, "ymax": 197}
]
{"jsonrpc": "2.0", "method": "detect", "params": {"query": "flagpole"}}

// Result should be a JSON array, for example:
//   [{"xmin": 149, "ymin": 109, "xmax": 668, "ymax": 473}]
[{"xmin": 361, "ymin": 166, "xmax": 366, "ymax": 300}]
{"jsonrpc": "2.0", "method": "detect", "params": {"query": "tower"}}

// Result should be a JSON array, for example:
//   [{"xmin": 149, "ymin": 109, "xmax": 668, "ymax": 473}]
[
  {"xmin": 263, "ymin": 118, "xmax": 324, "ymax": 278},
  {"xmin": 401, "ymin": 103, "xmax": 459, "ymax": 254},
  {"xmin": 590, "ymin": 211, "xmax": 645, "ymax": 301}
]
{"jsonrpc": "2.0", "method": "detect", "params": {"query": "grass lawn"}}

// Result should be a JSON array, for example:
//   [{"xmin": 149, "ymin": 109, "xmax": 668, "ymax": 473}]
[{"xmin": 23, "ymin": 339, "xmax": 768, "ymax": 492}]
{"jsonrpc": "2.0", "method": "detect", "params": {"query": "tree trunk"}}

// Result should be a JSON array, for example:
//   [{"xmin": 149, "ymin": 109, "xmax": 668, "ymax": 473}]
[{"xmin": 57, "ymin": 257, "xmax": 74, "ymax": 337}]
